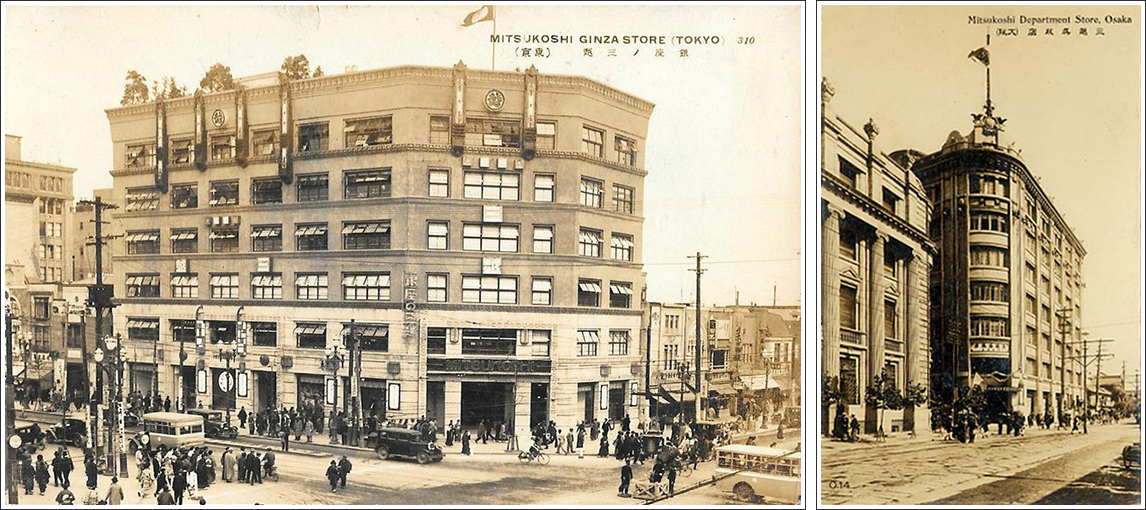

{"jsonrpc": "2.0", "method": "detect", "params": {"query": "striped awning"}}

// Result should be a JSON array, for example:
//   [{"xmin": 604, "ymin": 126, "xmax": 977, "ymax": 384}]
[
  {"xmin": 341, "ymin": 222, "xmax": 389, "ymax": 235},
  {"xmin": 341, "ymin": 274, "xmax": 389, "ymax": 287},
  {"xmin": 125, "ymin": 275, "xmax": 159, "ymax": 286},
  {"xmin": 250, "ymin": 226, "xmax": 282, "ymax": 238},
  {"xmin": 209, "ymin": 230, "xmax": 237, "ymax": 240},
  {"xmin": 341, "ymin": 324, "xmax": 387, "ymax": 338},
  {"xmin": 170, "ymin": 275, "xmax": 198, "ymax": 286},
  {"xmin": 295, "ymin": 324, "xmax": 326, "ymax": 336},
  {"xmin": 294, "ymin": 274, "xmax": 326, "ymax": 287},
  {"xmin": 578, "ymin": 281, "xmax": 601, "ymax": 293},
  {"xmin": 169, "ymin": 231, "xmax": 197, "ymax": 241},
  {"xmin": 250, "ymin": 274, "xmax": 282, "ymax": 287},
  {"xmin": 295, "ymin": 225, "xmax": 328, "ymax": 237},
  {"xmin": 579, "ymin": 230, "xmax": 602, "ymax": 244},
  {"xmin": 125, "ymin": 232, "xmax": 159, "ymax": 243},
  {"xmin": 126, "ymin": 318, "xmax": 160, "ymax": 329},
  {"xmin": 611, "ymin": 236, "xmax": 634, "ymax": 249},
  {"xmin": 578, "ymin": 330, "xmax": 600, "ymax": 343},
  {"xmin": 610, "ymin": 283, "xmax": 633, "ymax": 295}
]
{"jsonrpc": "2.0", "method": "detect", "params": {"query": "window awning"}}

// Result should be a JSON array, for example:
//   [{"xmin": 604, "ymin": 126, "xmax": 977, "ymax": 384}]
[
  {"xmin": 127, "ymin": 318, "xmax": 160, "ymax": 329},
  {"xmin": 125, "ymin": 232, "xmax": 159, "ymax": 243},
  {"xmin": 578, "ymin": 330, "xmax": 600, "ymax": 343},
  {"xmin": 125, "ymin": 275, "xmax": 159, "ymax": 286},
  {"xmin": 342, "ymin": 274, "xmax": 390, "ymax": 287},
  {"xmin": 208, "ymin": 275, "xmax": 235, "ymax": 286},
  {"xmin": 297, "ymin": 174, "xmax": 327, "ymax": 185},
  {"xmin": 578, "ymin": 281, "xmax": 601, "ymax": 293},
  {"xmin": 579, "ymin": 231, "xmax": 602, "ymax": 244},
  {"xmin": 611, "ymin": 236, "xmax": 634, "ymax": 249},
  {"xmin": 532, "ymin": 279, "xmax": 552, "ymax": 291},
  {"xmin": 707, "ymin": 383, "xmax": 738, "ymax": 396},
  {"xmin": 346, "ymin": 172, "xmax": 388, "ymax": 184},
  {"xmin": 250, "ymin": 274, "xmax": 282, "ymax": 287},
  {"xmin": 341, "ymin": 324, "xmax": 387, "ymax": 338},
  {"xmin": 295, "ymin": 225, "xmax": 328, "ymax": 237},
  {"xmin": 610, "ymin": 283, "xmax": 633, "ymax": 295},
  {"xmin": 209, "ymin": 231, "xmax": 237, "ymax": 240},
  {"xmin": 295, "ymin": 274, "xmax": 325, "ymax": 287},
  {"xmin": 534, "ymin": 228, "xmax": 553, "ymax": 240},
  {"xmin": 295, "ymin": 324, "xmax": 326, "ymax": 336},
  {"xmin": 169, "ymin": 231, "xmax": 197, "ymax": 241},
  {"xmin": 341, "ymin": 222, "xmax": 389, "ymax": 235},
  {"xmin": 170, "ymin": 275, "xmax": 198, "ymax": 286},
  {"xmin": 740, "ymin": 374, "xmax": 785, "ymax": 392},
  {"xmin": 250, "ymin": 226, "xmax": 282, "ymax": 238},
  {"xmin": 124, "ymin": 190, "xmax": 159, "ymax": 201}
]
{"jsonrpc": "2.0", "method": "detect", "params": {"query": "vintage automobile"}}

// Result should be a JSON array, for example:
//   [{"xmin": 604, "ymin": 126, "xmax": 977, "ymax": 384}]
[
  {"xmin": 102, "ymin": 408, "xmax": 140, "ymax": 429},
  {"xmin": 14, "ymin": 423, "xmax": 46, "ymax": 454},
  {"xmin": 45, "ymin": 417, "xmax": 89, "ymax": 447},
  {"xmin": 365, "ymin": 427, "xmax": 444, "ymax": 464},
  {"xmin": 186, "ymin": 409, "xmax": 239, "ymax": 439},
  {"xmin": 1123, "ymin": 442, "xmax": 1141, "ymax": 470}
]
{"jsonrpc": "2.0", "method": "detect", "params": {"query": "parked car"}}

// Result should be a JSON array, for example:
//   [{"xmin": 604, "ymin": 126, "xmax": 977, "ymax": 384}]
[
  {"xmin": 14, "ymin": 423, "xmax": 46, "ymax": 454},
  {"xmin": 186, "ymin": 409, "xmax": 239, "ymax": 439},
  {"xmin": 365, "ymin": 427, "xmax": 444, "ymax": 464},
  {"xmin": 45, "ymin": 417, "xmax": 89, "ymax": 447},
  {"xmin": 1122, "ymin": 442, "xmax": 1141, "ymax": 470},
  {"xmin": 102, "ymin": 408, "xmax": 140, "ymax": 429}
]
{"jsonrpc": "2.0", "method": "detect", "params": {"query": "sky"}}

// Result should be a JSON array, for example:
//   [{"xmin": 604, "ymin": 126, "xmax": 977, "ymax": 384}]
[
  {"xmin": 2, "ymin": 3, "xmax": 804, "ymax": 309},
  {"xmin": 822, "ymin": 4, "xmax": 1143, "ymax": 378}
]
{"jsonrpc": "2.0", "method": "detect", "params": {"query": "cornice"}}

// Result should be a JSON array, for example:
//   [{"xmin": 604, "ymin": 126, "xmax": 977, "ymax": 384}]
[
  {"xmin": 113, "ymin": 297, "xmax": 644, "ymax": 317},
  {"xmin": 822, "ymin": 171, "xmax": 935, "ymax": 253}
]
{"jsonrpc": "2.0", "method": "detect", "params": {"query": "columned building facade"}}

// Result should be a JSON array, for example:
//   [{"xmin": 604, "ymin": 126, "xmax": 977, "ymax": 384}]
[
  {"xmin": 908, "ymin": 100, "xmax": 1086, "ymax": 420},
  {"xmin": 821, "ymin": 78, "xmax": 933, "ymax": 434},
  {"xmin": 106, "ymin": 62, "xmax": 651, "ymax": 432}
]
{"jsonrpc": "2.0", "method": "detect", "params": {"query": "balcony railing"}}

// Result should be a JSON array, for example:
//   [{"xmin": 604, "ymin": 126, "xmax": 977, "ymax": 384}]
[
  {"xmin": 840, "ymin": 328, "xmax": 865, "ymax": 345},
  {"xmin": 885, "ymin": 338, "xmax": 904, "ymax": 353}
]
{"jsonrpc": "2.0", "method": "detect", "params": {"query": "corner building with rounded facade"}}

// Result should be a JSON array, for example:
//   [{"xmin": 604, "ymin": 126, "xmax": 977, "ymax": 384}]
[{"xmin": 106, "ymin": 62, "xmax": 651, "ymax": 432}]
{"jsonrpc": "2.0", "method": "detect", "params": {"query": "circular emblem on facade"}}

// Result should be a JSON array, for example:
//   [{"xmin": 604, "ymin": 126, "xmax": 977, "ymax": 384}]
[
  {"xmin": 217, "ymin": 371, "xmax": 235, "ymax": 392},
  {"xmin": 211, "ymin": 109, "xmax": 226, "ymax": 127},
  {"xmin": 484, "ymin": 90, "xmax": 505, "ymax": 111}
]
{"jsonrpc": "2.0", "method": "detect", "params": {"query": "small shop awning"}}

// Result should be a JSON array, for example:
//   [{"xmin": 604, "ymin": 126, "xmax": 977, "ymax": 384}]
[
  {"xmin": 707, "ymin": 383, "xmax": 738, "ymax": 396},
  {"xmin": 741, "ymin": 374, "xmax": 785, "ymax": 391}
]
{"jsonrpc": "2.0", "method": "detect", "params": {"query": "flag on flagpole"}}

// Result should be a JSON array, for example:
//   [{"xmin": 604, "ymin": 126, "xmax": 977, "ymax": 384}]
[
  {"xmin": 462, "ymin": 5, "xmax": 495, "ymax": 27},
  {"xmin": 968, "ymin": 47, "xmax": 990, "ymax": 67},
  {"xmin": 971, "ymin": 372, "xmax": 985, "ymax": 389}
]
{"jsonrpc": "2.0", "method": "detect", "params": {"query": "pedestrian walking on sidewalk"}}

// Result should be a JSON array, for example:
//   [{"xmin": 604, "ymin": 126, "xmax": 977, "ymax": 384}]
[
  {"xmin": 617, "ymin": 458, "xmax": 633, "ymax": 497},
  {"xmin": 83, "ymin": 485, "xmax": 101, "ymax": 505},
  {"xmin": 104, "ymin": 477, "xmax": 125, "ymax": 505},
  {"xmin": 155, "ymin": 486, "xmax": 175, "ymax": 505},
  {"xmin": 777, "ymin": 422, "xmax": 785, "ymax": 441},
  {"xmin": 566, "ymin": 429, "xmax": 575, "ymax": 455},
  {"xmin": 461, "ymin": 430, "xmax": 472, "ymax": 455},
  {"xmin": 238, "ymin": 407, "xmax": 248, "ymax": 430},
  {"xmin": 281, "ymin": 429, "xmax": 290, "ymax": 452},
  {"xmin": 35, "ymin": 455, "xmax": 51, "ymax": 495},
  {"xmin": 305, "ymin": 419, "xmax": 315, "ymax": 443},
  {"xmin": 237, "ymin": 449, "xmax": 247, "ymax": 483},
  {"xmin": 55, "ymin": 482, "xmax": 76, "ymax": 505},
  {"xmin": 221, "ymin": 448, "xmax": 235, "ymax": 482},
  {"xmin": 172, "ymin": 469, "xmax": 186, "ymax": 505},
  {"xmin": 326, "ymin": 461, "xmax": 339, "ymax": 493},
  {"xmin": 337, "ymin": 456, "xmax": 352, "ymax": 489},
  {"xmin": 666, "ymin": 464, "xmax": 677, "ymax": 495},
  {"xmin": 849, "ymin": 415, "xmax": 860, "ymax": 443},
  {"xmin": 598, "ymin": 434, "xmax": 610, "ymax": 457},
  {"xmin": 555, "ymin": 430, "xmax": 567, "ymax": 454}
]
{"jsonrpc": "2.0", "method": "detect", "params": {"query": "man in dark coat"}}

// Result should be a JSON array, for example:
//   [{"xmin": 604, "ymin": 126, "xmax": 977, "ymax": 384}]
[
  {"xmin": 35, "ymin": 454, "xmax": 51, "ymax": 494},
  {"xmin": 237, "ymin": 449, "xmax": 247, "ymax": 483},
  {"xmin": 617, "ymin": 458, "xmax": 633, "ymax": 497},
  {"xmin": 247, "ymin": 452, "xmax": 262, "ymax": 484},
  {"xmin": 337, "ymin": 455, "xmax": 353, "ymax": 488},
  {"xmin": 155, "ymin": 486, "xmax": 175, "ymax": 505},
  {"xmin": 21, "ymin": 456, "xmax": 35, "ymax": 495},
  {"xmin": 325, "ymin": 461, "xmax": 340, "ymax": 493},
  {"xmin": 84, "ymin": 456, "xmax": 98, "ymax": 490},
  {"xmin": 163, "ymin": 396, "xmax": 171, "ymax": 413},
  {"xmin": 172, "ymin": 468, "xmax": 186, "ymax": 505}
]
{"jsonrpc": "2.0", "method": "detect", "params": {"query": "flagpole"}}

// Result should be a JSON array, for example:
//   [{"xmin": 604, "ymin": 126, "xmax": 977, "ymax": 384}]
[
  {"xmin": 492, "ymin": 13, "xmax": 497, "ymax": 70},
  {"xmin": 984, "ymin": 33, "xmax": 992, "ymax": 117}
]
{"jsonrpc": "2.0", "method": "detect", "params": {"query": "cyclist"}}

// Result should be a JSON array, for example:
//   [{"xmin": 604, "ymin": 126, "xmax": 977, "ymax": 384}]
[{"xmin": 521, "ymin": 434, "xmax": 542, "ymax": 460}]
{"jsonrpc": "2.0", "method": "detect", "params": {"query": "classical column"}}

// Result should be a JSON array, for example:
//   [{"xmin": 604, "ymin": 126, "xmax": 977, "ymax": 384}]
[
  {"xmin": 822, "ymin": 203, "xmax": 842, "ymax": 378},
  {"xmin": 865, "ymin": 232, "xmax": 887, "ymax": 433},
  {"xmin": 904, "ymin": 250, "xmax": 926, "ymax": 432}
]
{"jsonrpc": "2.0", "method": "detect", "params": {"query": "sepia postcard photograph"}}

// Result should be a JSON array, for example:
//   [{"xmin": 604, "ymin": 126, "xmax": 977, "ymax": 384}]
[
  {"xmin": 819, "ymin": 3, "xmax": 1143, "ymax": 506},
  {"xmin": 2, "ymin": 3, "xmax": 805, "ymax": 507}
]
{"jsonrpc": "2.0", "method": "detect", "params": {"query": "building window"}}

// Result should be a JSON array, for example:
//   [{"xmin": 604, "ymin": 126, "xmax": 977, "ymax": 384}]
[
  {"xmin": 578, "ymin": 229, "xmax": 603, "ymax": 257},
  {"xmin": 209, "ymin": 226, "xmax": 239, "ymax": 253},
  {"xmin": 344, "ymin": 169, "xmax": 392, "ymax": 199},
  {"xmin": 531, "ymin": 277, "xmax": 552, "ymax": 305},
  {"xmin": 126, "ymin": 231, "xmax": 160, "ymax": 255},
  {"xmin": 579, "ymin": 178, "xmax": 604, "ymax": 208},
  {"xmin": 461, "ymin": 275, "xmax": 517, "ymax": 304},
  {"xmin": 297, "ymin": 173, "xmax": 329, "ymax": 202},
  {"xmin": 970, "ymin": 173, "xmax": 1009, "ymax": 197},
  {"xmin": 342, "ymin": 221, "xmax": 391, "ymax": 250},
  {"xmin": 884, "ymin": 300, "xmax": 897, "ymax": 339},
  {"xmin": 462, "ymin": 224, "xmax": 519, "ymax": 252},
  {"xmin": 170, "ymin": 138, "xmax": 192, "ymax": 164},
  {"xmin": 611, "ymin": 234, "xmax": 634, "ymax": 261},
  {"xmin": 711, "ymin": 349, "xmax": 728, "ymax": 368},
  {"xmin": 463, "ymin": 171, "xmax": 519, "ymax": 200},
  {"xmin": 609, "ymin": 282, "xmax": 632, "ymax": 308},
  {"xmin": 170, "ymin": 183, "xmax": 197, "ymax": 209},
  {"xmin": 251, "ymin": 178, "xmax": 283, "ymax": 205},
  {"xmin": 344, "ymin": 116, "xmax": 393, "ymax": 147},
  {"xmin": 171, "ymin": 274, "xmax": 199, "ymax": 298},
  {"xmin": 37, "ymin": 244, "xmax": 61, "ymax": 260},
  {"xmin": 612, "ymin": 185, "xmax": 634, "ymax": 214},
  {"xmin": 884, "ymin": 250, "xmax": 897, "ymax": 278},
  {"xmin": 530, "ymin": 330, "xmax": 551, "ymax": 357},
  {"xmin": 39, "ymin": 222, "xmax": 63, "ymax": 238},
  {"xmin": 250, "ymin": 225, "xmax": 283, "ymax": 252},
  {"xmin": 840, "ymin": 284, "xmax": 858, "ymax": 330},
  {"xmin": 970, "ymin": 317, "xmax": 1008, "ymax": 337},
  {"xmin": 840, "ymin": 228, "xmax": 857, "ymax": 260},
  {"xmin": 970, "ymin": 246, "xmax": 1009, "ymax": 268},
  {"xmin": 970, "ymin": 212, "xmax": 1008, "ymax": 233},
  {"xmin": 210, "ymin": 135, "xmax": 235, "ymax": 161},
  {"xmin": 840, "ymin": 355, "xmax": 859, "ymax": 404},
  {"xmin": 33, "ymin": 297, "xmax": 50, "ymax": 319},
  {"xmin": 426, "ymin": 327, "xmax": 447, "ymax": 354},
  {"xmin": 295, "ymin": 223, "xmax": 328, "ymax": 251},
  {"xmin": 298, "ymin": 122, "xmax": 329, "ymax": 152},
  {"xmin": 125, "ymin": 274, "xmax": 160, "ymax": 297},
  {"xmin": 295, "ymin": 323, "xmax": 327, "ymax": 349},
  {"xmin": 427, "ymin": 222, "xmax": 449, "ymax": 250},
  {"xmin": 464, "ymin": 118, "xmax": 521, "ymax": 147},
  {"xmin": 295, "ymin": 273, "xmax": 329, "ymax": 300},
  {"xmin": 971, "ymin": 281, "xmax": 1009, "ymax": 303},
  {"xmin": 209, "ymin": 274, "xmax": 239, "ymax": 299},
  {"xmin": 427, "ymin": 274, "xmax": 448, "ymax": 303},
  {"xmin": 882, "ymin": 188, "xmax": 901, "ymax": 215},
  {"xmin": 344, "ymin": 323, "xmax": 389, "ymax": 352},
  {"xmin": 581, "ymin": 127, "xmax": 604, "ymax": 157},
  {"xmin": 532, "ymin": 225, "xmax": 553, "ymax": 254},
  {"xmin": 125, "ymin": 143, "xmax": 156, "ymax": 168},
  {"xmin": 614, "ymin": 136, "xmax": 637, "ymax": 166},
  {"xmin": 534, "ymin": 174, "xmax": 554, "ymax": 202},
  {"xmin": 39, "ymin": 198, "xmax": 64, "ymax": 215},
  {"xmin": 429, "ymin": 115, "xmax": 450, "ymax": 145},
  {"xmin": 578, "ymin": 279, "xmax": 601, "ymax": 307},
  {"xmin": 838, "ymin": 157, "xmax": 860, "ymax": 188},
  {"xmin": 127, "ymin": 318, "xmax": 160, "ymax": 342},
  {"xmin": 429, "ymin": 169, "xmax": 450, "ymax": 197},
  {"xmin": 208, "ymin": 180, "xmax": 239, "ymax": 206},
  {"xmin": 1041, "ymin": 304, "xmax": 1051, "ymax": 323},
  {"xmin": 124, "ymin": 188, "xmax": 159, "ymax": 212},
  {"xmin": 251, "ymin": 322, "xmax": 277, "ymax": 347},
  {"xmin": 170, "ymin": 320, "xmax": 196, "ymax": 345},
  {"xmin": 536, "ymin": 121, "xmax": 556, "ymax": 150},
  {"xmin": 342, "ymin": 273, "xmax": 391, "ymax": 301},
  {"xmin": 609, "ymin": 330, "xmax": 631, "ymax": 355},
  {"xmin": 1025, "ymin": 294, "xmax": 1037, "ymax": 316},
  {"xmin": 577, "ymin": 330, "xmax": 600, "ymax": 357},
  {"xmin": 1025, "ymin": 263, "xmax": 1037, "ymax": 286},
  {"xmin": 460, "ymin": 329, "xmax": 517, "ymax": 355},
  {"xmin": 251, "ymin": 273, "xmax": 283, "ymax": 300},
  {"xmin": 251, "ymin": 129, "xmax": 279, "ymax": 157}
]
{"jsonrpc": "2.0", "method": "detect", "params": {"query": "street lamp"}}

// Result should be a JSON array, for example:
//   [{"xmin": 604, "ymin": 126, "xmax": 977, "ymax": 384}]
[
  {"xmin": 97, "ymin": 334, "xmax": 128, "ymax": 477},
  {"xmin": 215, "ymin": 307, "xmax": 247, "ymax": 428},
  {"xmin": 6, "ymin": 295, "xmax": 22, "ymax": 504},
  {"xmin": 677, "ymin": 361, "xmax": 691, "ymax": 424}
]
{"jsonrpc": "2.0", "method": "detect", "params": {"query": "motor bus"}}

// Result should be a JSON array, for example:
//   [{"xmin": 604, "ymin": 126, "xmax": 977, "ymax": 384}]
[
  {"xmin": 713, "ymin": 444, "xmax": 801, "ymax": 503},
  {"xmin": 130, "ymin": 412, "xmax": 206, "ymax": 452}
]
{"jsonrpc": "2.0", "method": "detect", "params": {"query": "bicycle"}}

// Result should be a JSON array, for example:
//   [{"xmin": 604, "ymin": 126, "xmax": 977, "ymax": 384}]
[{"xmin": 517, "ymin": 448, "xmax": 550, "ymax": 465}]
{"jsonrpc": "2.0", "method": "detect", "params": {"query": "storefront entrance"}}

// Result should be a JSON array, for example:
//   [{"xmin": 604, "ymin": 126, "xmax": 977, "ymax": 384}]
[
  {"xmin": 179, "ymin": 365, "xmax": 197, "ymax": 411},
  {"xmin": 577, "ymin": 383, "xmax": 595, "ymax": 422},
  {"xmin": 608, "ymin": 381, "xmax": 626, "ymax": 421},
  {"xmin": 461, "ymin": 382, "xmax": 512, "ymax": 427},
  {"xmin": 530, "ymin": 383, "xmax": 549, "ymax": 428},
  {"xmin": 256, "ymin": 371, "xmax": 277, "ymax": 411},
  {"xmin": 426, "ymin": 381, "xmax": 445, "ymax": 425},
  {"xmin": 212, "ymin": 368, "xmax": 237, "ymax": 411}
]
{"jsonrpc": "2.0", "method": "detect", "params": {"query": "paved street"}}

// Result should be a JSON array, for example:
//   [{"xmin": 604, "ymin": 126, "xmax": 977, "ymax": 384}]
[
  {"xmin": 820, "ymin": 419, "xmax": 1141, "ymax": 505},
  {"xmin": 12, "ymin": 413, "xmax": 800, "ymax": 505}
]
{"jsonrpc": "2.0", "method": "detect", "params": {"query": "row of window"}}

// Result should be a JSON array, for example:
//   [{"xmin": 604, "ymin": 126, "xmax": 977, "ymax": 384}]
[
  {"xmin": 836, "ymin": 284, "xmax": 899, "ymax": 340},
  {"xmin": 128, "ymin": 222, "xmax": 635, "ymax": 259},
  {"xmin": 39, "ymin": 221, "xmax": 63, "ymax": 238},
  {"xmin": 39, "ymin": 198, "xmax": 65, "ymax": 215},
  {"xmin": 124, "ymin": 171, "xmax": 636, "ymax": 214},
  {"xmin": 37, "ymin": 244, "xmax": 62, "ymax": 260},
  {"xmin": 126, "ymin": 118, "xmax": 639, "ymax": 168},
  {"xmin": 126, "ymin": 272, "xmax": 635, "ymax": 308}
]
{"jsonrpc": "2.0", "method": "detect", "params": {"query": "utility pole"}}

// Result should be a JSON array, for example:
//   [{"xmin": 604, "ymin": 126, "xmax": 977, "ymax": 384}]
[
  {"xmin": 645, "ymin": 301, "xmax": 653, "ymax": 421},
  {"xmin": 1056, "ymin": 308, "xmax": 1071, "ymax": 426},
  {"xmin": 6, "ymin": 299, "xmax": 21, "ymax": 504},
  {"xmin": 80, "ymin": 197, "xmax": 117, "ymax": 475},
  {"xmin": 687, "ymin": 252, "xmax": 707, "ymax": 422}
]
